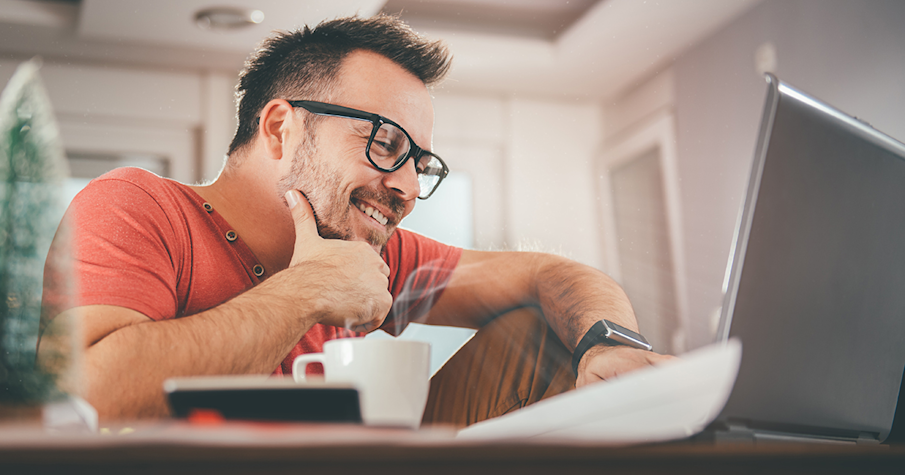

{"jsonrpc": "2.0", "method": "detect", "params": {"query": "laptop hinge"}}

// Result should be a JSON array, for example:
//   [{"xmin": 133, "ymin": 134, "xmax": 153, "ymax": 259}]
[
  {"xmin": 710, "ymin": 422, "xmax": 756, "ymax": 443},
  {"xmin": 708, "ymin": 421, "xmax": 881, "ymax": 445}
]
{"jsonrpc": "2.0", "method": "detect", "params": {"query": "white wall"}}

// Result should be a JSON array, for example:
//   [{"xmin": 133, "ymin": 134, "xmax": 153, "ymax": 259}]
[
  {"xmin": 200, "ymin": 72, "xmax": 238, "ymax": 182},
  {"xmin": 0, "ymin": 59, "xmax": 236, "ymax": 184},
  {"xmin": 431, "ymin": 94, "xmax": 506, "ymax": 251},
  {"xmin": 431, "ymin": 92, "xmax": 603, "ymax": 268},
  {"xmin": 506, "ymin": 98, "xmax": 602, "ymax": 267}
]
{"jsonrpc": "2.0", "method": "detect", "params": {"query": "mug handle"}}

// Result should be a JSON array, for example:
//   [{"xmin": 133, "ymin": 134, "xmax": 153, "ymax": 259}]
[{"xmin": 292, "ymin": 353, "xmax": 326, "ymax": 382}]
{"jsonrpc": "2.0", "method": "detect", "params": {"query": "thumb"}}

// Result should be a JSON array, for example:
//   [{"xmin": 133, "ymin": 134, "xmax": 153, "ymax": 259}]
[{"xmin": 285, "ymin": 189, "xmax": 322, "ymax": 244}]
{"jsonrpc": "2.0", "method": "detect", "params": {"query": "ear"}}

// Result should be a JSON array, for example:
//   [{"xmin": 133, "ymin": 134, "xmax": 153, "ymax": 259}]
[{"xmin": 257, "ymin": 99, "xmax": 298, "ymax": 161}]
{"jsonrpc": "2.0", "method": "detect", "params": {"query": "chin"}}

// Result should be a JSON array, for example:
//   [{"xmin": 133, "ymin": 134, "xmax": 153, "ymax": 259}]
[{"xmin": 362, "ymin": 227, "xmax": 396, "ymax": 254}]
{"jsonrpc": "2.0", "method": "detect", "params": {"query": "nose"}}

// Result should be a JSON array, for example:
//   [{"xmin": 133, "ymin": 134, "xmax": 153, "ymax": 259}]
[{"xmin": 382, "ymin": 157, "xmax": 421, "ymax": 201}]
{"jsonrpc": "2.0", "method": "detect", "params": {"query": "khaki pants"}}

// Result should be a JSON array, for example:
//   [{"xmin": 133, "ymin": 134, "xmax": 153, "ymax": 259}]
[{"xmin": 422, "ymin": 307, "xmax": 576, "ymax": 428}]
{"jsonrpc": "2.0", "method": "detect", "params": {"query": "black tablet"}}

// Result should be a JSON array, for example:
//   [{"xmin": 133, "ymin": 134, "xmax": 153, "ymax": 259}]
[{"xmin": 164, "ymin": 376, "xmax": 362, "ymax": 423}]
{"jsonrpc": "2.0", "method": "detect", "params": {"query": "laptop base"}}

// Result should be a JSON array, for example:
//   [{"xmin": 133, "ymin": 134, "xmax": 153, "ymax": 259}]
[{"xmin": 694, "ymin": 421, "xmax": 881, "ymax": 445}]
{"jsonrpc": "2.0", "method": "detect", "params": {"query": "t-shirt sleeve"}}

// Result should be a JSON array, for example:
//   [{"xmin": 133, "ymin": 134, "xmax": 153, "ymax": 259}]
[
  {"xmin": 44, "ymin": 177, "xmax": 182, "ymax": 322},
  {"xmin": 380, "ymin": 229, "xmax": 463, "ymax": 336}
]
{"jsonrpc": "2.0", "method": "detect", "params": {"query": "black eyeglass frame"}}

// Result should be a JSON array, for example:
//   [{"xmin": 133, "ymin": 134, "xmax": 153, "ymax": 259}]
[{"xmin": 286, "ymin": 100, "xmax": 449, "ymax": 199}]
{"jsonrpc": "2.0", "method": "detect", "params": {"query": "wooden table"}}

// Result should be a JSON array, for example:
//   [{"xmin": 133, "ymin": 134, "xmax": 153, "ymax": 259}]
[{"xmin": 1, "ymin": 422, "xmax": 903, "ymax": 474}]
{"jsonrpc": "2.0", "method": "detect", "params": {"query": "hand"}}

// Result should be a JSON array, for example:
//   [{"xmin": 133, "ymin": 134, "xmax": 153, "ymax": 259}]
[
  {"xmin": 284, "ymin": 190, "xmax": 392, "ymax": 332},
  {"xmin": 575, "ymin": 344, "xmax": 676, "ymax": 388}
]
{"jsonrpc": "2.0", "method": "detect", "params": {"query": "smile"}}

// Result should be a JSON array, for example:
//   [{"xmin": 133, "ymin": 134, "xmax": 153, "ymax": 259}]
[{"xmin": 356, "ymin": 202, "xmax": 389, "ymax": 226}]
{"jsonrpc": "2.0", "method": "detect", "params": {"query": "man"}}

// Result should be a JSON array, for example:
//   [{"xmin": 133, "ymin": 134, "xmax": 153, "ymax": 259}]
[{"xmin": 39, "ymin": 15, "xmax": 669, "ymax": 423}]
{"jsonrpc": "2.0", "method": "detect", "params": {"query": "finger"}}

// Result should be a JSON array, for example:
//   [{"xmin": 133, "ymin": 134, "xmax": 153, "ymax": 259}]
[
  {"xmin": 646, "ymin": 352, "xmax": 677, "ymax": 365},
  {"xmin": 350, "ymin": 320, "xmax": 381, "ymax": 333},
  {"xmin": 348, "ymin": 312, "xmax": 388, "ymax": 333},
  {"xmin": 576, "ymin": 369, "xmax": 605, "ymax": 388},
  {"xmin": 285, "ymin": 190, "xmax": 322, "ymax": 244}
]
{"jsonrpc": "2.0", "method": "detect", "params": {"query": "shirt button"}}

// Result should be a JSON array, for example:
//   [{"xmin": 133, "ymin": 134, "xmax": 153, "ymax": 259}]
[
  {"xmin": 253, "ymin": 264, "xmax": 265, "ymax": 277},
  {"xmin": 225, "ymin": 230, "xmax": 237, "ymax": 242},
  {"xmin": 203, "ymin": 202, "xmax": 213, "ymax": 213}
]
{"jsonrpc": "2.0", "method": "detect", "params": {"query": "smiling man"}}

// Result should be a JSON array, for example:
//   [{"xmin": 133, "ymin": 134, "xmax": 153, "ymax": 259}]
[{"xmin": 39, "ymin": 15, "xmax": 670, "ymax": 422}]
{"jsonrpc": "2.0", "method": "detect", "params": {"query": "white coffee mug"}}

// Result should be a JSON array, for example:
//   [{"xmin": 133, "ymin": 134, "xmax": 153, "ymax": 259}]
[{"xmin": 292, "ymin": 338, "xmax": 430, "ymax": 428}]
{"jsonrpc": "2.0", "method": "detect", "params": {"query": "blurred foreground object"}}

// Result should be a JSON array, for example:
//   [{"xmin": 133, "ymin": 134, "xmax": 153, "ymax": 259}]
[{"xmin": 0, "ymin": 59, "xmax": 75, "ymax": 420}]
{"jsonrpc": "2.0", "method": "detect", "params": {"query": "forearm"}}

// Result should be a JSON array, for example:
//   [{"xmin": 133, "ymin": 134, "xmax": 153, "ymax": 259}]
[
  {"xmin": 79, "ymin": 271, "xmax": 325, "ymax": 420},
  {"xmin": 430, "ymin": 250, "xmax": 637, "ymax": 351},
  {"xmin": 532, "ymin": 255, "xmax": 672, "ymax": 386},
  {"xmin": 532, "ymin": 255, "xmax": 638, "ymax": 351}
]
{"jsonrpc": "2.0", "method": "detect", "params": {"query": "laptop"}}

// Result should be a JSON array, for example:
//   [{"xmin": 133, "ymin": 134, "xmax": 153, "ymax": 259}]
[{"xmin": 708, "ymin": 74, "xmax": 905, "ymax": 444}]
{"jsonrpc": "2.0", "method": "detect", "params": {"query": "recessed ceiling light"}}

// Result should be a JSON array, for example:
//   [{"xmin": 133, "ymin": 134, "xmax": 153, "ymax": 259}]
[{"xmin": 194, "ymin": 7, "xmax": 265, "ymax": 31}]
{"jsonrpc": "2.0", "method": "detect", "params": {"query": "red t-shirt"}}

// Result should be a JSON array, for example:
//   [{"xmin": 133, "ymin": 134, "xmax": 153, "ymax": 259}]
[{"xmin": 42, "ymin": 167, "xmax": 462, "ymax": 376}]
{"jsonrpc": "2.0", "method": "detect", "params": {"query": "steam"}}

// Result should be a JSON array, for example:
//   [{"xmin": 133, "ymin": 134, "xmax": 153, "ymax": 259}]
[
  {"xmin": 382, "ymin": 258, "xmax": 528, "ymax": 334},
  {"xmin": 382, "ymin": 259, "xmax": 451, "ymax": 336},
  {"xmin": 339, "ymin": 258, "xmax": 491, "ymax": 335}
]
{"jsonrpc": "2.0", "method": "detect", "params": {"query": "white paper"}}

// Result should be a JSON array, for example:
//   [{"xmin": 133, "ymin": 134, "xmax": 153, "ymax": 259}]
[
  {"xmin": 43, "ymin": 395, "xmax": 98, "ymax": 433},
  {"xmin": 457, "ymin": 339, "xmax": 742, "ymax": 444},
  {"xmin": 366, "ymin": 323, "xmax": 476, "ymax": 378}
]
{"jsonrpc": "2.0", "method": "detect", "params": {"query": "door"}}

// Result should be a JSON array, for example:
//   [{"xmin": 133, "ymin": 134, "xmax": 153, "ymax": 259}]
[{"xmin": 597, "ymin": 113, "xmax": 689, "ymax": 354}]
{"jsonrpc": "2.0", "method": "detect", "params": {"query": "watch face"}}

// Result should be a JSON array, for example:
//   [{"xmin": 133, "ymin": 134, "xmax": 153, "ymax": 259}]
[{"xmin": 603, "ymin": 320, "xmax": 652, "ymax": 351}]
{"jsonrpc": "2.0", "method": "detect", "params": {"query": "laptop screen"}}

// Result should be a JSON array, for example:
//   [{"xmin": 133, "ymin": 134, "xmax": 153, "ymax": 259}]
[{"xmin": 714, "ymin": 74, "xmax": 905, "ymax": 443}]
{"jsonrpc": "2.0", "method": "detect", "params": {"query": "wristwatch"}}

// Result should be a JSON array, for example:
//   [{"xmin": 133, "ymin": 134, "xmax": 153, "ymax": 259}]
[{"xmin": 571, "ymin": 320, "xmax": 653, "ymax": 375}]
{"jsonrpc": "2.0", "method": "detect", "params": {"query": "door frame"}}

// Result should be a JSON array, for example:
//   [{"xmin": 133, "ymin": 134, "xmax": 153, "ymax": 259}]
[{"xmin": 596, "ymin": 111, "xmax": 689, "ymax": 353}]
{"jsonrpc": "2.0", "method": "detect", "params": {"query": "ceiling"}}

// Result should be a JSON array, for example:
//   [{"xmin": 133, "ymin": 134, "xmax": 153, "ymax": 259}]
[
  {"xmin": 382, "ymin": 0, "xmax": 600, "ymax": 40},
  {"xmin": 0, "ymin": 0, "xmax": 762, "ymax": 100}
]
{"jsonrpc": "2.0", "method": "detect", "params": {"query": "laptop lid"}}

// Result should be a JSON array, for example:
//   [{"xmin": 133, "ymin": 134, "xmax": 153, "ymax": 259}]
[{"xmin": 713, "ymin": 74, "xmax": 905, "ymax": 443}]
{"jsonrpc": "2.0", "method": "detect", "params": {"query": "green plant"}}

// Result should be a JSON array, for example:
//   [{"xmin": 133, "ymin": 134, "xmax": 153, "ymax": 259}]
[{"xmin": 0, "ymin": 59, "xmax": 71, "ymax": 406}]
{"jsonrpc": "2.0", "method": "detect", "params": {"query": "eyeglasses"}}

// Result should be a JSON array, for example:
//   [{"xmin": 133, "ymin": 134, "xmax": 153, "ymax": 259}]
[{"xmin": 287, "ymin": 100, "xmax": 449, "ymax": 199}]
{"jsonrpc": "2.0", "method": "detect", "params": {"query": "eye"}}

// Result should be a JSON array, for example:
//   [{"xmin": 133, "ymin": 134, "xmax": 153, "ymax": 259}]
[
  {"xmin": 413, "ymin": 155, "xmax": 427, "ymax": 174},
  {"xmin": 372, "ymin": 124, "xmax": 407, "ymax": 158},
  {"xmin": 372, "ymin": 138, "xmax": 393, "ymax": 152}
]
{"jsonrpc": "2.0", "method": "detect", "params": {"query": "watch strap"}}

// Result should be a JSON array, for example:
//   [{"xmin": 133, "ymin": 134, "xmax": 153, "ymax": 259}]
[
  {"xmin": 571, "ymin": 320, "xmax": 651, "ymax": 376},
  {"xmin": 571, "ymin": 321, "xmax": 609, "ymax": 376}
]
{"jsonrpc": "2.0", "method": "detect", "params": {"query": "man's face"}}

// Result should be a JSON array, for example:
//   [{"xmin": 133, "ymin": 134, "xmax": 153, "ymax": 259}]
[
  {"xmin": 278, "ymin": 50, "xmax": 435, "ymax": 253},
  {"xmin": 277, "ymin": 129, "xmax": 406, "ymax": 249}
]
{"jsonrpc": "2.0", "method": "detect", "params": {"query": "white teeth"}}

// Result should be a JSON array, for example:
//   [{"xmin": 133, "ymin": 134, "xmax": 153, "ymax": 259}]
[{"xmin": 357, "ymin": 203, "xmax": 389, "ymax": 226}]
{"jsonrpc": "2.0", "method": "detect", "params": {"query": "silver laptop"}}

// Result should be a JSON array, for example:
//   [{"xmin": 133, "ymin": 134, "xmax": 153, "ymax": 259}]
[{"xmin": 711, "ymin": 74, "xmax": 905, "ymax": 444}]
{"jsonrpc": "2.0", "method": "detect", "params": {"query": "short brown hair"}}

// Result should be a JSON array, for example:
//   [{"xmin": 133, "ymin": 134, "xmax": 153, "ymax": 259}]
[{"xmin": 227, "ymin": 14, "xmax": 452, "ymax": 157}]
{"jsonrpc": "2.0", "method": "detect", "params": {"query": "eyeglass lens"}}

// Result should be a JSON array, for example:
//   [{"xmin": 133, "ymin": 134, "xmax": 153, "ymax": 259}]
[
  {"xmin": 369, "ymin": 122, "xmax": 444, "ymax": 198},
  {"xmin": 370, "ymin": 122, "xmax": 410, "ymax": 168},
  {"xmin": 416, "ymin": 156, "xmax": 443, "ymax": 198}
]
